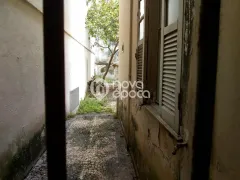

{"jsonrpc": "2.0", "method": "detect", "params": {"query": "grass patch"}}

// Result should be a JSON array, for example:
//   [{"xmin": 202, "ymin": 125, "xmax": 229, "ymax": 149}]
[
  {"xmin": 77, "ymin": 96, "xmax": 114, "ymax": 114},
  {"xmin": 67, "ymin": 112, "xmax": 76, "ymax": 120}
]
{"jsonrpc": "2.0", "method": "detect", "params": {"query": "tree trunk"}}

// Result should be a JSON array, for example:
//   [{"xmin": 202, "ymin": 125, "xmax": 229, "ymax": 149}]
[{"xmin": 103, "ymin": 42, "xmax": 119, "ymax": 80}]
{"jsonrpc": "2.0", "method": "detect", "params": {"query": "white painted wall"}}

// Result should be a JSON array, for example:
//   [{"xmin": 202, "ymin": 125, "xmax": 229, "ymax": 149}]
[
  {"xmin": 0, "ymin": 0, "xmax": 94, "ymax": 176},
  {"xmin": 28, "ymin": 0, "xmax": 95, "ymax": 113},
  {"xmin": 0, "ymin": 0, "xmax": 45, "ymax": 174},
  {"xmin": 64, "ymin": 0, "xmax": 89, "ymax": 46},
  {"xmin": 64, "ymin": 34, "xmax": 92, "ymax": 112},
  {"xmin": 64, "ymin": 0, "xmax": 95, "ymax": 112}
]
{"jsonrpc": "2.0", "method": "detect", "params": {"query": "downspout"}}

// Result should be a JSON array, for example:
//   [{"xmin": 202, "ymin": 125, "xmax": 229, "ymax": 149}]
[{"xmin": 191, "ymin": 0, "xmax": 221, "ymax": 179}]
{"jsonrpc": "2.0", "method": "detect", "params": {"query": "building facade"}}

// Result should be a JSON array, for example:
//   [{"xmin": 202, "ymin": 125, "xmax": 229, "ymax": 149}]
[
  {"xmin": 0, "ymin": 0, "xmax": 94, "ymax": 179},
  {"xmin": 27, "ymin": 0, "xmax": 95, "ymax": 113},
  {"xmin": 118, "ymin": 0, "xmax": 240, "ymax": 179}
]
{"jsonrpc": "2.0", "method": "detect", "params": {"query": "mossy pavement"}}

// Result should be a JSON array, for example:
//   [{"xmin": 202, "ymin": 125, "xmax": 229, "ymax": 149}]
[{"xmin": 25, "ymin": 114, "xmax": 136, "ymax": 180}]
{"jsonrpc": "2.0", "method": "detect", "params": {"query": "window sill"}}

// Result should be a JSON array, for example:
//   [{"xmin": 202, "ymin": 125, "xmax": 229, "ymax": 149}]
[{"xmin": 144, "ymin": 104, "xmax": 182, "ymax": 141}]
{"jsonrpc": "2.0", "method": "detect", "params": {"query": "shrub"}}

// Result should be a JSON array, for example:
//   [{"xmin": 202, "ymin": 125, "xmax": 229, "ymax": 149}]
[{"xmin": 77, "ymin": 96, "xmax": 113, "ymax": 114}]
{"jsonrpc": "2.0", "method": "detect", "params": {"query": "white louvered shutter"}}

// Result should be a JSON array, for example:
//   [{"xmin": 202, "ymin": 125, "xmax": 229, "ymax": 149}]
[
  {"xmin": 136, "ymin": 0, "xmax": 145, "ymax": 91},
  {"xmin": 159, "ymin": 0, "xmax": 183, "ymax": 132},
  {"xmin": 136, "ymin": 42, "xmax": 144, "ymax": 87}
]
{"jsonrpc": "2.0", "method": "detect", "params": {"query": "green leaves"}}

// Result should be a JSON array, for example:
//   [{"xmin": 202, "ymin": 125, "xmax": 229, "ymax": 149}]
[{"xmin": 86, "ymin": 0, "xmax": 119, "ymax": 46}]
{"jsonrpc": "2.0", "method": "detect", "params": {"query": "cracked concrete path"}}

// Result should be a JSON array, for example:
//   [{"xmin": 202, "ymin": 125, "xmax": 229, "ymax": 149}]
[{"xmin": 25, "ymin": 114, "xmax": 136, "ymax": 180}]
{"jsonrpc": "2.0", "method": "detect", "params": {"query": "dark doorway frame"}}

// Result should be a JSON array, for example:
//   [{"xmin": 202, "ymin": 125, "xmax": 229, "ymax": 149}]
[
  {"xmin": 191, "ymin": 1, "xmax": 221, "ymax": 180},
  {"xmin": 43, "ymin": 0, "xmax": 67, "ymax": 179}
]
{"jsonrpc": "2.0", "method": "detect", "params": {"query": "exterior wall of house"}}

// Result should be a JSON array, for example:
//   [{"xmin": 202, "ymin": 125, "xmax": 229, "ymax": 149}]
[
  {"xmin": 118, "ymin": 0, "xmax": 199, "ymax": 179},
  {"xmin": 28, "ymin": 0, "xmax": 95, "ymax": 113},
  {"xmin": 0, "ymin": 0, "xmax": 45, "ymax": 179},
  {"xmin": 64, "ymin": 0, "xmax": 95, "ymax": 113},
  {"xmin": 210, "ymin": 0, "xmax": 240, "ymax": 179},
  {"xmin": 118, "ymin": 0, "xmax": 131, "ymax": 159},
  {"xmin": 64, "ymin": 33, "xmax": 93, "ymax": 113},
  {"xmin": 0, "ymin": 0, "xmax": 95, "ymax": 178},
  {"xmin": 119, "ymin": 0, "xmax": 240, "ymax": 180},
  {"xmin": 119, "ymin": 0, "xmax": 131, "ymax": 82},
  {"xmin": 119, "ymin": 0, "xmax": 182, "ymax": 179}
]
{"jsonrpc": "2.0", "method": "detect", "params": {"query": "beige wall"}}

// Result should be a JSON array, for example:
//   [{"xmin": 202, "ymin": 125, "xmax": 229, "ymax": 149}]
[
  {"xmin": 210, "ymin": 0, "xmax": 240, "ymax": 179},
  {"xmin": 118, "ymin": 0, "xmax": 131, "ymax": 144},
  {"xmin": 118, "ymin": 0, "xmax": 131, "ymax": 82},
  {"xmin": 0, "ymin": 0, "xmax": 45, "ymax": 178},
  {"xmin": 120, "ymin": 0, "xmax": 240, "ymax": 179},
  {"xmin": 119, "ymin": 0, "xmax": 180, "ymax": 179},
  {"xmin": 118, "ymin": 0, "xmax": 201, "ymax": 179}
]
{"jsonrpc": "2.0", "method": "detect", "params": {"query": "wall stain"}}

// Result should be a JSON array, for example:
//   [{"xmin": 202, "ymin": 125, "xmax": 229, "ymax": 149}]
[{"xmin": 0, "ymin": 125, "xmax": 45, "ymax": 180}]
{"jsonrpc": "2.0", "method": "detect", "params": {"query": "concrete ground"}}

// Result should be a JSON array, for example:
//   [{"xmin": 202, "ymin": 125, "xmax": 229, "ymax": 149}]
[{"xmin": 25, "ymin": 114, "xmax": 136, "ymax": 180}]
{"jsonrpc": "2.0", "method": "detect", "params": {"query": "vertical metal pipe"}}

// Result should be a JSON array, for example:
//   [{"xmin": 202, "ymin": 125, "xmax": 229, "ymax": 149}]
[
  {"xmin": 191, "ymin": 1, "xmax": 221, "ymax": 180},
  {"xmin": 43, "ymin": 0, "xmax": 66, "ymax": 179}
]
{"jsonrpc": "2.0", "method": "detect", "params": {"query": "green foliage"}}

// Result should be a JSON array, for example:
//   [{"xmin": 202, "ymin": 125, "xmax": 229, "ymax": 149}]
[
  {"xmin": 105, "ymin": 77, "xmax": 114, "ymax": 83},
  {"xmin": 86, "ymin": 0, "xmax": 119, "ymax": 46},
  {"xmin": 67, "ymin": 113, "xmax": 76, "ymax": 120},
  {"xmin": 77, "ymin": 96, "xmax": 113, "ymax": 114}
]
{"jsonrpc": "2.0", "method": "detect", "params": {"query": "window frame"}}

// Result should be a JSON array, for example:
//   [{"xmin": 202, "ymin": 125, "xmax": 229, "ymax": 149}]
[
  {"xmin": 138, "ymin": 0, "xmax": 145, "ymax": 45},
  {"xmin": 135, "ymin": 0, "xmax": 146, "ymax": 92},
  {"xmin": 142, "ymin": 0, "xmax": 184, "ymax": 134}
]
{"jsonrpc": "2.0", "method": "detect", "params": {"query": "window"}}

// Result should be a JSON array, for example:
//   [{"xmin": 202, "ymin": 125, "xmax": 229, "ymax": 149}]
[
  {"xmin": 134, "ymin": 0, "xmax": 183, "ymax": 133},
  {"xmin": 139, "ymin": 0, "xmax": 145, "ymax": 41},
  {"xmin": 139, "ymin": 21, "xmax": 144, "ymax": 40},
  {"xmin": 166, "ymin": 0, "xmax": 179, "ymax": 26},
  {"xmin": 136, "ymin": 0, "xmax": 145, "ymax": 85},
  {"xmin": 137, "ymin": 0, "xmax": 183, "ymax": 133},
  {"xmin": 158, "ymin": 0, "xmax": 183, "ymax": 132}
]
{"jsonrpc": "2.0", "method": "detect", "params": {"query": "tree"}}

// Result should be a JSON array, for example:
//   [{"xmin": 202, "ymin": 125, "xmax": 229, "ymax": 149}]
[{"xmin": 86, "ymin": 0, "xmax": 119, "ymax": 80}]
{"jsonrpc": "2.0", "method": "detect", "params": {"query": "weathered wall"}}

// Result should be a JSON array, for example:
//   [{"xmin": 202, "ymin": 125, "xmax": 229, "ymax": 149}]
[
  {"xmin": 0, "ymin": 0, "xmax": 45, "ymax": 179},
  {"xmin": 118, "ymin": 0, "xmax": 200, "ymax": 179},
  {"xmin": 210, "ymin": 0, "xmax": 240, "ymax": 179},
  {"xmin": 118, "ymin": 0, "xmax": 131, "ymax": 143},
  {"xmin": 28, "ymin": 0, "xmax": 95, "ymax": 113},
  {"xmin": 119, "ymin": 0, "xmax": 131, "ymax": 82},
  {"xmin": 120, "ymin": 0, "xmax": 240, "ymax": 179},
  {"xmin": 119, "ymin": 0, "xmax": 181, "ymax": 179}
]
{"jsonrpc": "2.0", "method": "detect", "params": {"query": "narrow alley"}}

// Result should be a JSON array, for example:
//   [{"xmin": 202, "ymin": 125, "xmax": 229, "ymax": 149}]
[
  {"xmin": 1, "ymin": 0, "xmax": 240, "ymax": 179},
  {"xmin": 25, "ymin": 114, "xmax": 136, "ymax": 180}
]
